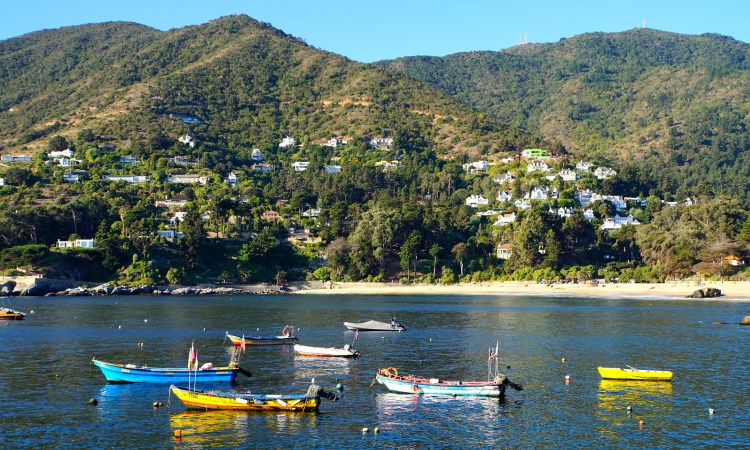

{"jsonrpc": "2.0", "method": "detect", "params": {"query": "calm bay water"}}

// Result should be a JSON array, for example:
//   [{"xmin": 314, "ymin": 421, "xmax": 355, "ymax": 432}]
[{"xmin": 1, "ymin": 293, "xmax": 748, "ymax": 448}]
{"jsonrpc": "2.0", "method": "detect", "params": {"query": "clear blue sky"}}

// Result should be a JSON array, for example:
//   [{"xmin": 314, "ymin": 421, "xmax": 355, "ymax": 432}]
[{"xmin": 2, "ymin": 1, "xmax": 748, "ymax": 62}]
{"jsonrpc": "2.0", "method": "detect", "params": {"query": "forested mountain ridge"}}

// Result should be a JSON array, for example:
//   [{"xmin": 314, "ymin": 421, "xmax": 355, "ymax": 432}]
[
  {"xmin": 377, "ymin": 29, "xmax": 750, "ymax": 198},
  {"xmin": 0, "ymin": 15, "xmax": 542, "ymax": 157}
]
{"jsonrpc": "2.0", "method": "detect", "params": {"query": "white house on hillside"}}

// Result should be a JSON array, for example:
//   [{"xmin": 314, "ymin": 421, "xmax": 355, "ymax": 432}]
[
  {"xmin": 493, "ymin": 213, "xmax": 517, "ymax": 226},
  {"xmin": 575, "ymin": 161, "xmax": 593, "ymax": 172},
  {"xmin": 57, "ymin": 238, "xmax": 96, "ymax": 249},
  {"xmin": 594, "ymin": 166, "xmax": 617, "ymax": 180},
  {"xmin": 279, "ymin": 136, "xmax": 296, "ymax": 148},
  {"xmin": 546, "ymin": 169, "xmax": 578, "ymax": 182},
  {"xmin": 600, "ymin": 214, "xmax": 640, "ymax": 230},
  {"xmin": 493, "ymin": 173, "xmax": 515, "ymax": 184},
  {"xmin": 465, "ymin": 195, "xmax": 489, "ymax": 208},
  {"xmin": 497, "ymin": 191, "xmax": 513, "ymax": 202},
  {"xmin": 527, "ymin": 161, "xmax": 551, "ymax": 173},
  {"xmin": 292, "ymin": 161, "xmax": 310, "ymax": 172},
  {"xmin": 462, "ymin": 160, "xmax": 490, "ymax": 173},
  {"xmin": 251, "ymin": 148, "xmax": 264, "ymax": 161}
]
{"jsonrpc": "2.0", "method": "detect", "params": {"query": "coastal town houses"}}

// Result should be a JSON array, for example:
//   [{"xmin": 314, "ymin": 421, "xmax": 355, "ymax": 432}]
[
  {"xmin": 119, "ymin": 155, "xmax": 140, "ymax": 164},
  {"xmin": 0, "ymin": 178, "xmax": 4, "ymax": 186},
  {"xmin": 600, "ymin": 214, "xmax": 640, "ymax": 230},
  {"xmin": 462, "ymin": 160, "xmax": 490, "ymax": 173},
  {"xmin": 496, "ymin": 243, "xmax": 514, "ymax": 260},
  {"xmin": 292, "ymin": 161, "xmax": 310, "ymax": 172},
  {"xmin": 575, "ymin": 161, "xmax": 594, "ymax": 172},
  {"xmin": 526, "ymin": 186, "xmax": 549, "ymax": 200},
  {"xmin": 178, "ymin": 134, "xmax": 195, "ymax": 148},
  {"xmin": 583, "ymin": 208, "xmax": 596, "ymax": 220},
  {"xmin": 514, "ymin": 199, "xmax": 532, "ymax": 210},
  {"xmin": 321, "ymin": 137, "xmax": 348, "ymax": 148},
  {"xmin": 465, "ymin": 195, "xmax": 489, "ymax": 208},
  {"xmin": 546, "ymin": 169, "xmax": 578, "ymax": 182},
  {"xmin": 369, "ymin": 137, "xmax": 393, "ymax": 148},
  {"xmin": 48, "ymin": 149, "xmax": 73, "ymax": 159},
  {"xmin": 279, "ymin": 136, "xmax": 296, "ymax": 148},
  {"xmin": 493, "ymin": 172, "xmax": 515, "ymax": 184},
  {"xmin": 156, "ymin": 229, "xmax": 185, "ymax": 240},
  {"xmin": 63, "ymin": 172, "xmax": 82, "ymax": 183},
  {"xmin": 261, "ymin": 210, "xmax": 282, "ymax": 222},
  {"xmin": 251, "ymin": 148, "xmax": 265, "ymax": 161},
  {"xmin": 225, "ymin": 172, "xmax": 238, "ymax": 186},
  {"xmin": 302, "ymin": 208, "xmax": 321, "ymax": 218},
  {"xmin": 549, "ymin": 207, "xmax": 574, "ymax": 218},
  {"xmin": 522, "ymin": 148, "xmax": 549, "ymax": 159},
  {"xmin": 493, "ymin": 213, "xmax": 517, "ymax": 226},
  {"xmin": 324, "ymin": 165, "xmax": 342, "ymax": 174},
  {"xmin": 527, "ymin": 161, "xmax": 551, "ymax": 173},
  {"xmin": 497, "ymin": 191, "xmax": 513, "ymax": 202},
  {"xmin": 374, "ymin": 160, "xmax": 402, "ymax": 171},
  {"xmin": 594, "ymin": 166, "xmax": 617, "ymax": 180},
  {"xmin": 57, "ymin": 238, "xmax": 96, "ymax": 249},
  {"xmin": 155, "ymin": 195, "xmax": 189, "ymax": 209},
  {"xmin": 252, "ymin": 163, "xmax": 274, "ymax": 173},
  {"xmin": 1, "ymin": 154, "xmax": 32, "ymax": 163},
  {"xmin": 103, "ymin": 175, "xmax": 150, "ymax": 183},
  {"xmin": 166, "ymin": 174, "xmax": 209, "ymax": 185}
]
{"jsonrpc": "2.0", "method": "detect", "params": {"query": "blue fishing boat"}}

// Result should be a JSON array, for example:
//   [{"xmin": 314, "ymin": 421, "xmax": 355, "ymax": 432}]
[
  {"xmin": 375, "ymin": 343, "xmax": 522, "ymax": 397},
  {"xmin": 92, "ymin": 343, "xmax": 249, "ymax": 383}
]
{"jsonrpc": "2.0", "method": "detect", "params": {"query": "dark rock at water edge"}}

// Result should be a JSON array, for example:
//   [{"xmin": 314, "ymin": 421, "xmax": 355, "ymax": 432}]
[
  {"xmin": 686, "ymin": 287, "xmax": 723, "ymax": 298},
  {"xmin": 0, "ymin": 280, "xmax": 16, "ymax": 295}
]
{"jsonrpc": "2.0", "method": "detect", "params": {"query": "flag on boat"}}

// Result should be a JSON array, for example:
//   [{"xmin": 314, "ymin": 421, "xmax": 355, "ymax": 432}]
[
  {"xmin": 188, "ymin": 343, "xmax": 198, "ymax": 370},
  {"xmin": 354, "ymin": 330, "xmax": 359, "ymax": 340},
  {"xmin": 241, "ymin": 335, "xmax": 246, "ymax": 352}
]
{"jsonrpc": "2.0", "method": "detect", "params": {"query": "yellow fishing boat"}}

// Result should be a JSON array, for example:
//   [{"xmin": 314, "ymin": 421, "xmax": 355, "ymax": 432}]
[
  {"xmin": 597, "ymin": 366, "xmax": 673, "ymax": 381},
  {"xmin": 169, "ymin": 381, "xmax": 338, "ymax": 412}
]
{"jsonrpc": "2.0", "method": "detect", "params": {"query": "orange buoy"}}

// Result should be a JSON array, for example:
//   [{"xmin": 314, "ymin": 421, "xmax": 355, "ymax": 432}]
[{"xmin": 174, "ymin": 430, "xmax": 182, "ymax": 439}]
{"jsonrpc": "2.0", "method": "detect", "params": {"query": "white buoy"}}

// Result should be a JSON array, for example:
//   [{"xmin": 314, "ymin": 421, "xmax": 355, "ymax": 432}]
[
  {"xmin": 362, "ymin": 427, "xmax": 369, "ymax": 433},
  {"xmin": 144, "ymin": 319, "xmax": 148, "ymax": 323},
  {"xmin": 709, "ymin": 408, "xmax": 715, "ymax": 415},
  {"xmin": 565, "ymin": 375, "xmax": 571, "ymax": 382},
  {"xmin": 118, "ymin": 325, "xmax": 122, "ymax": 329},
  {"xmin": 374, "ymin": 427, "xmax": 380, "ymax": 434},
  {"xmin": 627, "ymin": 405, "xmax": 632, "ymax": 413}
]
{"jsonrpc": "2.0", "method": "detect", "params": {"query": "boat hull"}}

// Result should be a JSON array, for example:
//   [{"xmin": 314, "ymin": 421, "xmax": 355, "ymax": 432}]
[
  {"xmin": 343, "ymin": 320, "xmax": 405, "ymax": 332},
  {"xmin": 0, "ymin": 312, "xmax": 25, "ymax": 320},
  {"xmin": 170, "ymin": 385, "xmax": 320, "ymax": 411},
  {"xmin": 226, "ymin": 333, "xmax": 297, "ymax": 346},
  {"xmin": 597, "ymin": 367, "xmax": 673, "ymax": 381},
  {"xmin": 92, "ymin": 359, "xmax": 238, "ymax": 383},
  {"xmin": 293, "ymin": 344, "xmax": 359, "ymax": 357},
  {"xmin": 375, "ymin": 373, "xmax": 505, "ymax": 397}
]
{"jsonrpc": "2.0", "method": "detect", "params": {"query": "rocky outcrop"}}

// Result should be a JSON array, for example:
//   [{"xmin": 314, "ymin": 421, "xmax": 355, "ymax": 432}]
[
  {"xmin": 0, "ymin": 280, "xmax": 16, "ymax": 295},
  {"xmin": 686, "ymin": 287, "xmax": 723, "ymax": 299},
  {"xmin": 48, "ymin": 284, "xmax": 285, "ymax": 297}
]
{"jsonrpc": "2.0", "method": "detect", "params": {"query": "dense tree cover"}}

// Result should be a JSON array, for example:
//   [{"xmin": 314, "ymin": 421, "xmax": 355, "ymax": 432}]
[
  {"xmin": 1, "ymin": 18, "xmax": 749, "ymax": 285},
  {"xmin": 377, "ymin": 29, "xmax": 750, "ymax": 202}
]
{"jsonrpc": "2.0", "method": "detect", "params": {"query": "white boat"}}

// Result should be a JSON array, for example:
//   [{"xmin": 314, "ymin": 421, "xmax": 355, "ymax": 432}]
[
  {"xmin": 344, "ymin": 319, "xmax": 405, "ymax": 332},
  {"xmin": 293, "ymin": 344, "xmax": 360, "ymax": 358}
]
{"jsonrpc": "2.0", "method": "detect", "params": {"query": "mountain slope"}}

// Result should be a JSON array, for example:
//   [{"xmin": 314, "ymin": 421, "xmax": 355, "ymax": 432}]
[
  {"xmin": 377, "ymin": 28, "xmax": 750, "ymax": 160},
  {"xmin": 0, "ymin": 15, "xmax": 543, "ymax": 156}
]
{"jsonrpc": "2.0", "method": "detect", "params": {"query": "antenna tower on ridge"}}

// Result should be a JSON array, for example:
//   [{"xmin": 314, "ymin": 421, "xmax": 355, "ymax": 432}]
[{"xmin": 642, "ymin": 19, "xmax": 647, "ymax": 29}]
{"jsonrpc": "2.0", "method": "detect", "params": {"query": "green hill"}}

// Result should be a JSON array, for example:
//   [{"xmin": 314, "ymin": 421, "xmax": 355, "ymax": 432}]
[
  {"xmin": 377, "ymin": 29, "xmax": 750, "ymax": 197},
  {"xmin": 0, "ymin": 15, "xmax": 542, "ymax": 157}
]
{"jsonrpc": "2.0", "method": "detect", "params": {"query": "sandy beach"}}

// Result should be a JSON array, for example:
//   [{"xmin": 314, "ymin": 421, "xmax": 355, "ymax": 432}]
[{"xmin": 295, "ymin": 280, "xmax": 750, "ymax": 300}]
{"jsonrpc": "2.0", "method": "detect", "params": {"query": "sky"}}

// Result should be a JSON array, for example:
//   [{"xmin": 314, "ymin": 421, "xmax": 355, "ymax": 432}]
[{"xmin": 2, "ymin": 1, "xmax": 748, "ymax": 63}]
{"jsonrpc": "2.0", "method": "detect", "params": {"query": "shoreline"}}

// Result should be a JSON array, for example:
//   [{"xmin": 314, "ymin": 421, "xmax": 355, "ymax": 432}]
[{"xmin": 292, "ymin": 280, "xmax": 750, "ymax": 301}]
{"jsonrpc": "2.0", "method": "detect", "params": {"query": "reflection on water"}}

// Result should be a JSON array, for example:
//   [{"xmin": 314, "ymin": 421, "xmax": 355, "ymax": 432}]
[
  {"xmin": 170, "ymin": 411, "xmax": 251, "ymax": 447},
  {"xmin": 169, "ymin": 409, "xmax": 319, "ymax": 447},
  {"xmin": 293, "ymin": 354, "xmax": 353, "ymax": 380},
  {"xmin": 597, "ymin": 379, "xmax": 674, "ymax": 439},
  {"xmin": 375, "ymin": 392, "xmax": 506, "ymax": 442}
]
